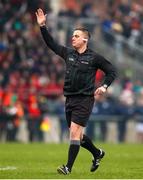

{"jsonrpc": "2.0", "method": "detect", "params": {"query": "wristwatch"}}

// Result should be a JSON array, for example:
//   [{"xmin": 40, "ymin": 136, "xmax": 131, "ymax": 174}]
[{"xmin": 102, "ymin": 84, "xmax": 108, "ymax": 89}]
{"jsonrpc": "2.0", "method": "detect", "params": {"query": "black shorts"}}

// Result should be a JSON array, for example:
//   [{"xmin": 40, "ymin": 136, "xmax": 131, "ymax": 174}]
[{"xmin": 65, "ymin": 95, "xmax": 94, "ymax": 127}]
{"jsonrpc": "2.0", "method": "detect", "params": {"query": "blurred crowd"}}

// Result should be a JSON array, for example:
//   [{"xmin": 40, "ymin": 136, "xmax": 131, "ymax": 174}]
[
  {"xmin": 58, "ymin": 0, "xmax": 143, "ymax": 45},
  {"xmin": 0, "ymin": 0, "xmax": 143, "ymax": 143}
]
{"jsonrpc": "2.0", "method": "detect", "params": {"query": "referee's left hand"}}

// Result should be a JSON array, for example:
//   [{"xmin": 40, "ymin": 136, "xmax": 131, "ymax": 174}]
[{"xmin": 94, "ymin": 86, "xmax": 107, "ymax": 97}]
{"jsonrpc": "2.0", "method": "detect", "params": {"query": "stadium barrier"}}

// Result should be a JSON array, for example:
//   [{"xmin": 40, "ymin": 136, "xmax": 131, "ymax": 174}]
[{"xmin": 1, "ymin": 114, "xmax": 142, "ymax": 143}]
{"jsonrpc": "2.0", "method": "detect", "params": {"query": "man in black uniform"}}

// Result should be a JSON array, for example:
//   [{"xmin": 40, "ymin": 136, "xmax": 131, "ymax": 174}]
[{"xmin": 36, "ymin": 8, "xmax": 117, "ymax": 175}]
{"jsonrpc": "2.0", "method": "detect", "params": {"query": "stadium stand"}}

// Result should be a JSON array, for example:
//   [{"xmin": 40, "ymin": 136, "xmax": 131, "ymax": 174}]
[{"xmin": 0, "ymin": 0, "xmax": 143, "ymax": 143}]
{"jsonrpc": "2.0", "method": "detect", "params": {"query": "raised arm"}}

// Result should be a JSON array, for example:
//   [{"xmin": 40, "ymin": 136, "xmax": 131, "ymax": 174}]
[{"xmin": 35, "ymin": 8, "xmax": 68, "ymax": 60}]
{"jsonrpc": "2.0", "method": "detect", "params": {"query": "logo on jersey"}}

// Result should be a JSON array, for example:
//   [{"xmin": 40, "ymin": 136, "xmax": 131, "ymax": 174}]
[
  {"xmin": 81, "ymin": 61, "xmax": 89, "ymax": 64},
  {"xmin": 69, "ymin": 57, "xmax": 74, "ymax": 61}
]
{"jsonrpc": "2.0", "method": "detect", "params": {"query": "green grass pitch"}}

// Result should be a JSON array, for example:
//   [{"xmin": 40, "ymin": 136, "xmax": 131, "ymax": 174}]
[{"xmin": 0, "ymin": 143, "xmax": 143, "ymax": 179}]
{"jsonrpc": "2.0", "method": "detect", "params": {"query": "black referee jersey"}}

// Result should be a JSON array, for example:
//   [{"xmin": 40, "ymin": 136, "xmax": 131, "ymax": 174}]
[{"xmin": 40, "ymin": 26, "xmax": 117, "ymax": 96}]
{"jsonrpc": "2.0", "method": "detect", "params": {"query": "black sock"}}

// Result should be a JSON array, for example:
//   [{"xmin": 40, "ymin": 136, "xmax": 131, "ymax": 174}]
[
  {"xmin": 81, "ymin": 134, "xmax": 100, "ymax": 159},
  {"xmin": 66, "ymin": 140, "xmax": 80, "ymax": 171}
]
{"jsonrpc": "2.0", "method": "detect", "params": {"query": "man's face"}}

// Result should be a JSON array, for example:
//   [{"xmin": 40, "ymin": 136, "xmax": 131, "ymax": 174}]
[{"xmin": 72, "ymin": 30, "xmax": 87, "ymax": 49}]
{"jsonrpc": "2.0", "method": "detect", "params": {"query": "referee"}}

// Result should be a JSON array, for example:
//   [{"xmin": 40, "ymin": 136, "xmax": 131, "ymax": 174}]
[{"xmin": 36, "ymin": 8, "xmax": 117, "ymax": 175}]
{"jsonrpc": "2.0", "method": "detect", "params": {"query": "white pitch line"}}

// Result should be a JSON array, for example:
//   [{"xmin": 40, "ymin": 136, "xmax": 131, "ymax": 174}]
[{"xmin": 0, "ymin": 166, "xmax": 17, "ymax": 171}]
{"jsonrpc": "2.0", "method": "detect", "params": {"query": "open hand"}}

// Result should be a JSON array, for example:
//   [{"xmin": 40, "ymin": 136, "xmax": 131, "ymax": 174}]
[{"xmin": 35, "ymin": 8, "xmax": 46, "ymax": 26}]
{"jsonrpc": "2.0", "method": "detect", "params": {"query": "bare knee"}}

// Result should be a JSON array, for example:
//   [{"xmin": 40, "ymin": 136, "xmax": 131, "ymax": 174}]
[{"xmin": 70, "ymin": 122, "xmax": 83, "ymax": 140}]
